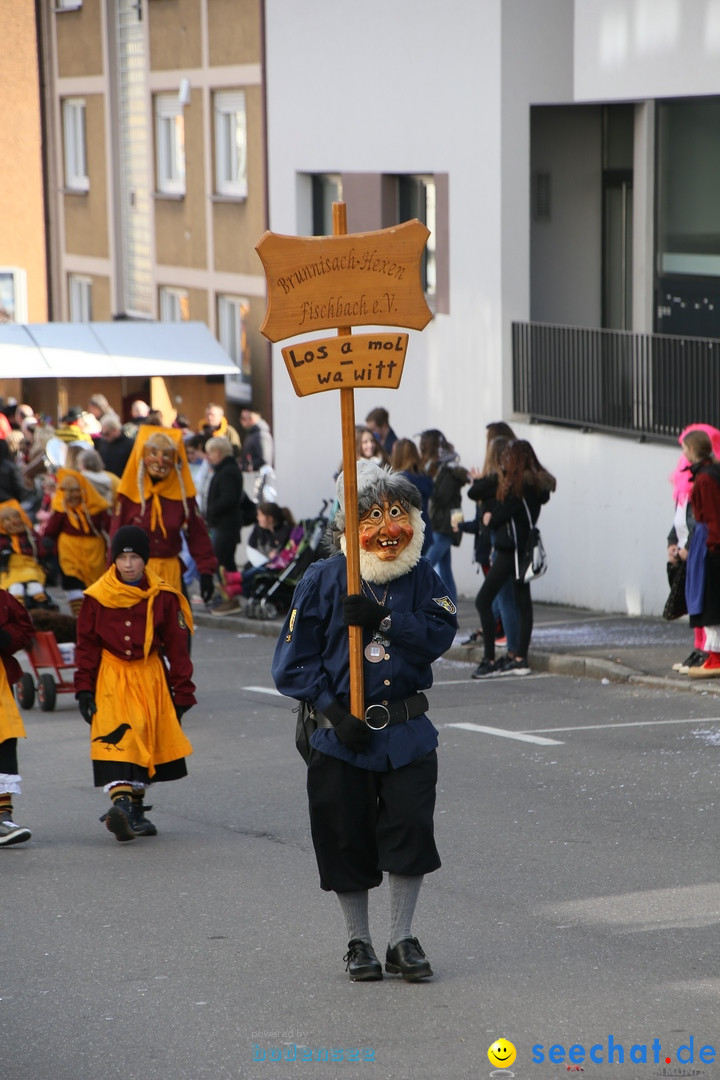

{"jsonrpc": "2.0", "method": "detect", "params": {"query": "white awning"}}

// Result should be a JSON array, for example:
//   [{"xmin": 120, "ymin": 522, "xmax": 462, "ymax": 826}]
[{"xmin": 0, "ymin": 321, "xmax": 239, "ymax": 378}]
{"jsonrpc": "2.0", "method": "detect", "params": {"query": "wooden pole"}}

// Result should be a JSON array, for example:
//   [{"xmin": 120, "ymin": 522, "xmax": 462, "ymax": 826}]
[{"xmin": 333, "ymin": 201, "xmax": 364, "ymax": 719}]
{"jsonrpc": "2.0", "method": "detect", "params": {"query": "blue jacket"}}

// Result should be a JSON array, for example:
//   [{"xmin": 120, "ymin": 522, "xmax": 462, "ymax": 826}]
[{"xmin": 271, "ymin": 553, "xmax": 457, "ymax": 771}]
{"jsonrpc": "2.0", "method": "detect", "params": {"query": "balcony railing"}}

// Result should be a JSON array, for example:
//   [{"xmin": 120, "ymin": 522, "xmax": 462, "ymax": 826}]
[{"xmin": 512, "ymin": 322, "xmax": 720, "ymax": 442}]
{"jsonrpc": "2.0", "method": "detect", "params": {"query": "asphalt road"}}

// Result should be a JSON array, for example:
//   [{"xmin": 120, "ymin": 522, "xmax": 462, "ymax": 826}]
[{"xmin": 4, "ymin": 626, "xmax": 720, "ymax": 1080}]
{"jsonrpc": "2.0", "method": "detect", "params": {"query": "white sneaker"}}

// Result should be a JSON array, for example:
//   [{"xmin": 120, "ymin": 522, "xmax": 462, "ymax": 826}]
[{"xmin": 0, "ymin": 819, "xmax": 32, "ymax": 846}]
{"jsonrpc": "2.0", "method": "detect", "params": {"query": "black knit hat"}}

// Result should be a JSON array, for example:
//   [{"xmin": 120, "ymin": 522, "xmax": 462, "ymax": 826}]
[{"xmin": 111, "ymin": 525, "xmax": 150, "ymax": 564}]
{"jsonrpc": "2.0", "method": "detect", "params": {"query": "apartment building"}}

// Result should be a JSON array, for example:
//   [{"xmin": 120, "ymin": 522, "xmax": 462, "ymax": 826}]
[
  {"xmin": 0, "ymin": 3, "xmax": 48, "ymax": 408},
  {"xmin": 12, "ymin": 0, "xmax": 269, "ymax": 425}
]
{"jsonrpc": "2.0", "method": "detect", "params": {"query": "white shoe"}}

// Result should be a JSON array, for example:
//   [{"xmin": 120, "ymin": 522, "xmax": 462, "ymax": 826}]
[{"xmin": 0, "ymin": 818, "xmax": 32, "ymax": 846}]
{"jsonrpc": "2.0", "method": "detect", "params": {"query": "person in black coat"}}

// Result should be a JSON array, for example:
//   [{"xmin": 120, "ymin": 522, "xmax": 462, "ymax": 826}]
[
  {"xmin": 0, "ymin": 441, "xmax": 25, "ymax": 505},
  {"xmin": 97, "ymin": 416, "xmax": 135, "ymax": 478},
  {"xmin": 471, "ymin": 440, "xmax": 555, "ymax": 679},
  {"xmin": 204, "ymin": 436, "xmax": 256, "ymax": 573}
]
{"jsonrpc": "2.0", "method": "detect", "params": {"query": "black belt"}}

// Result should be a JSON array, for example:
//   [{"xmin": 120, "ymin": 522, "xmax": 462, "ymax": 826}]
[{"xmin": 316, "ymin": 692, "xmax": 428, "ymax": 732}]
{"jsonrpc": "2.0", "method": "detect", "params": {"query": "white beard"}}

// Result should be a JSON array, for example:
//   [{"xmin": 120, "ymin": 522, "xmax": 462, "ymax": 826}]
[{"xmin": 340, "ymin": 507, "xmax": 425, "ymax": 584}]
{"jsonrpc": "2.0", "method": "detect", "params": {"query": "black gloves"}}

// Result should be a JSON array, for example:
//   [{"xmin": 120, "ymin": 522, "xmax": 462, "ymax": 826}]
[
  {"xmin": 40, "ymin": 536, "xmax": 55, "ymax": 552},
  {"xmin": 77, "ymin": 691, "xmax": 97, "ymax": 724},
  {"xmin": 200, "ymin": 573, "xmax": 215, "ymax": 604},
  {"xmin": 323, "ymin": 699, "xmax": 371, "ymax": 754},
  {"xmin": 334, "ymin": 713, "xmax": 372, "ymax": 754},
  {"xmin": 0, "ymin": 628, "xmax": 12, "ymax": 650},
  {"xmin": 342, "ymin": 593, "xmax": 389, "ymax": 630},
  {"xmin": 175, "ymin": 704, "xmax": 191, "ymax": 721}
]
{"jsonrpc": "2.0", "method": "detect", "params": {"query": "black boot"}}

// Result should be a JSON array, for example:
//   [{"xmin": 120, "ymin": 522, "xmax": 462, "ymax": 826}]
[
  {"xmin": 102, "ymin": 795, "xmax": 137, "ymax": 842},
  {"xmin": 130, "ymin": 795, "xmax": 157, "ymax": 837}
]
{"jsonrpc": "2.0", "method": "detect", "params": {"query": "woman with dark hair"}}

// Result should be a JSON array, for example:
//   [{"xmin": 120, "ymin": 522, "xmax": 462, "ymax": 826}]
[
  {"xmin": 471, "ymin": 439, "xmax": 556, "ymax": 679},
  {"xmin": 459, "ymin": 435, "xmax": 518, "ymax": 652},
  {"xmin": 390, "ymin": 438, "xmax": 433, "ymax": 555},
  {"xmin": 419, "ymin": 429, "xmax": 468, "ymax": 606}
]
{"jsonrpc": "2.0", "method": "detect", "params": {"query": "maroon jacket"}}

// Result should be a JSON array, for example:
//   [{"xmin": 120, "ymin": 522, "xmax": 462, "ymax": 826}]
[
  {"xmin": 0, "ymin": 590, "xmax": 35, "ymax": 685},
  {"xmin": 691, "ymin": 462, "xmax": 720, "ymax": 551},
  {"xmin": 44, "ymin": 508, "xmax": 110, "ymax": 544},
  {"xmin": 109, "ymin": 493, "xmax": 216, "ymax": 575},
  {"xmin": 74, "ymin": 588, "xmax": 196, "ymax": 707}
]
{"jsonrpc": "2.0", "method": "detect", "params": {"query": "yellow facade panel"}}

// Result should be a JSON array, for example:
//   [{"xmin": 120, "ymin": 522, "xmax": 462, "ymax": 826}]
[
  {"xmin": 56, "ymin": 0, "xmax": 103, "ymax": 78},
  {"xmin": 208, "ymin": 0, "xmax": 261, "ymax": 67},
  {"xmin": 148, "ymin": 0, "xmax": 202, "ymax": 71},
  {"xmin": 0, "ymin": 0, "xmax": 47, "ymax": 321}
]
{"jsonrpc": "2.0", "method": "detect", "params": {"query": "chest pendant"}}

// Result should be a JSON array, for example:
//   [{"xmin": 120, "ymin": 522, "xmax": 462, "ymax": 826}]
[{"xmin": 364, "ymin": 641, "xmax": 386, "ymax": 663}]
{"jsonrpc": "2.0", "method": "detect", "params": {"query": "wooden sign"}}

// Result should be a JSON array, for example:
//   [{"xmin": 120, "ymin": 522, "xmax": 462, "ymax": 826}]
[
  {"xmin": 281, "ymin": 332, "xmax": 408, "ymax": 397},
  {"xmin": 256, "ymin": 220, "xmax": 432, "ymax": 343},
  {"xmin": 257, "ymin": 203, "xmax": 432, "ymax": 720}
]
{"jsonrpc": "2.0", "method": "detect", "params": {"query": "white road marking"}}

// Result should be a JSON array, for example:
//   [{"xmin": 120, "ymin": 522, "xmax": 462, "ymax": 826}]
[
  {"xmin": 531, "ymin": 717, "xmax": 720, "ymax": 733},
  {"xmin": 444, "ymin": 723, "xmax": 563, "ymax": 745},
  {"xmin": 244, "ymin": 685, "xmax": 283, "ymax": 696}
]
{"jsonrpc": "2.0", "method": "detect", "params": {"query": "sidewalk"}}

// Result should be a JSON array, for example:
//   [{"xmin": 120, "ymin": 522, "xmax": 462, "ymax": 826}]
[{"xmin": 195, "ymin": 595, "xmax": 720, "ymax": 698}]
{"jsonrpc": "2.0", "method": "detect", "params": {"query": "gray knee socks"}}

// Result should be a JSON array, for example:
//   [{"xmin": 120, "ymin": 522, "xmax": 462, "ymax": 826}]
[{"xmin": 388, "ymin": 873, "xmax": 424, "ymax": 948}]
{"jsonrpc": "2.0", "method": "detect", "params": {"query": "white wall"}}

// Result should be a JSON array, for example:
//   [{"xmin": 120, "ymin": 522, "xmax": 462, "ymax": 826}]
[
  {"xmin": 575, "ymin": 0, "xmax": 720, "ymax": 100},
  {"xmin": 264, "ymin": 0, "xmax": 508, "ymax": 527},
  {"xmin": 263, "ymin": 0, "xmax": 693, "ymax": 616},
  {"xmin": 452, "ymin": 422, "xmax": 681, "ymax": 614}
]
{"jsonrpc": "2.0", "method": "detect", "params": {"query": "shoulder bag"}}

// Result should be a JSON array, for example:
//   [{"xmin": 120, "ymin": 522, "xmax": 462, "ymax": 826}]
[
  {"xmin": 511, "ymin": 500, "xmax": 548, "ymax": 584},
  {"xmin": 662, "ymin": 559, "xmax": 687, "ymax": 620}
]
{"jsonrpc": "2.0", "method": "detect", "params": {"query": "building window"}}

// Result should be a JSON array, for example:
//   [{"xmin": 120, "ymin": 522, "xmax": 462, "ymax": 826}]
[
  {"xmin": 214, "ymin": 91, "xmax": 248, "ymax": 198},
  {"xmin": 56, "ymin": 0, "xmax": 82, "ymax": 9},
  {"xmin": 311, "ymin": 174, "xmax": 342, "ymax": 235},
  {"xmin": 69, "ymin": 275, "xmax": 92, "ymax": 322},
  {"xmin": 62, "ymin": 99, "xmax": 89, "ymax": 192},
  {"xmin": 155, "ymin": 94, "xmax": 185, "ymax": 195},
  {"xmin": 218, "ymin": 295, "xmax": 251, "ymax": 403},
  {"xmin": 159, "ymin": 286, "xmax": 189, "ymax": 321},
  {"xmin": 656, "ymin": 97, "xmax": 720, "ymax": 337},
  {"xmin": 0, "ymin": 268, "xmax": 28, "ymax": 323},
  {"xmin": 397, "ymin": 175, "xmax": 436, "ymax": 300}
]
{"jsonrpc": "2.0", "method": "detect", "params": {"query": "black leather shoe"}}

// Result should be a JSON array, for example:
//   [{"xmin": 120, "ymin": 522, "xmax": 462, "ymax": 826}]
[
  {"xmin": 385, "ymin": 937, "xmax": 433, "ymax": 981},
  {"xmin": 343, "ymin": 939, "xmax": 382, "ymax": 981}
]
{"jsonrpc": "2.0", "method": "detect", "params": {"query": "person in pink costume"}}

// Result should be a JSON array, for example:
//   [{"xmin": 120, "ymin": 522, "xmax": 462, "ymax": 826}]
[{"xmin": 668, "ymin": 423, "xmax": 720, "ymax": 673}]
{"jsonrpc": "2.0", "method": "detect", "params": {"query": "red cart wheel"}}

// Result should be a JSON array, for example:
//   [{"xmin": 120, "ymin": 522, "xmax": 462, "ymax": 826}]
[
  {"xmin": 37, "ymin": 674, "xmax": 57, "ymax": 712},
  {"xmin": 16, "ymin": 672, "xmax": 35, "ymax": 710}
]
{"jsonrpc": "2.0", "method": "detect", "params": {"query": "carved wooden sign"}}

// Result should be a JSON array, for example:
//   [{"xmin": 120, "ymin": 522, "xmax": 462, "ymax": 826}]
[
  {"xmin": 256, "ymin": 220, "xmax": 432, "ymax": 344},
  {"xmin": 280, "ymin": 333, "xmax": 408, "ymax": 398}
]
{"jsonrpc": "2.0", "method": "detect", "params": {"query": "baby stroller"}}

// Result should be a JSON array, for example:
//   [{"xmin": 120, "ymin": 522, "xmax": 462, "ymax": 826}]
[{"xmin": 245, "ymin": 500, "xmax": 330, "ymax": 620}]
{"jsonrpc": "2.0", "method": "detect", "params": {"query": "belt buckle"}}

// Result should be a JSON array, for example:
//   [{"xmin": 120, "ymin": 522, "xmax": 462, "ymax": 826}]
[{"xmin": 364, "ymin": 704, "xmax": 390, "ymax": 730}]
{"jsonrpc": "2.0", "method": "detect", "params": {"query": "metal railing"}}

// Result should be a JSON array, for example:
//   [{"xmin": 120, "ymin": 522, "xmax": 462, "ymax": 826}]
[{"xmin": 512, "ymin": 322, "xmax": 720, "ymax": 441}]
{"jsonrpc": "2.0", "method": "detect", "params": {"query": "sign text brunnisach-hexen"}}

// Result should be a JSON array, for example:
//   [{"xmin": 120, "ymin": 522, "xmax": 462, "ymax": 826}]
[{"xmin": 256, "ymin": 221, "xmax": 431, "ymax": 337}]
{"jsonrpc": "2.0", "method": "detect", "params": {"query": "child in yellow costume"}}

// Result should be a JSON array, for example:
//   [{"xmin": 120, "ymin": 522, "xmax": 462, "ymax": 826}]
[
  {"xmin": 74, "ymin": 526, "xmax": 196, "ymax": 842},
  {"xmin": 43, "ymin": 469, "xmax": 110, "ymax": 617},
  {"xmin": 0, "ymin": 589, "xmax": 35, "ymax": 845},
  {"xmin": 0, "ymin": 500, "xmax": 55, "ymax": 610},
  {"xmin": 110, "ymin": 426, "xmax": 216, "ymax": 599}
]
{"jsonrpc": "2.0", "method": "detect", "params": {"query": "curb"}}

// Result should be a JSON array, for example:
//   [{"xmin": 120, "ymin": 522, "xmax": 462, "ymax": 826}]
[{"xmin": 194, "ymin": 610, "xmax": 720, "ymax": 697}]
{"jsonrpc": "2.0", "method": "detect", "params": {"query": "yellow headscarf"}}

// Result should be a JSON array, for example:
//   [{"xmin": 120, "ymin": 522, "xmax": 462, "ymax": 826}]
[
  {"xmin": 0, "ymin": 500, "xmax": 35, "ymax": 554},
  {"xmin": 84, "ymin": 563, "xmax": 194, "ymax": 658},
  {"xmin": 115, "ymin": 426, "xmax": 196, "ymax": 539},
  {"xmin": 51, "ymin": 468, "xmax": 109, "ymax": 533}
]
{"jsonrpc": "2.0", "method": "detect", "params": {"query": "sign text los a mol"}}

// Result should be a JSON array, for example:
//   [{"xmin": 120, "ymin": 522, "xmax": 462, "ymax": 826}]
[{"xmin": 281, "ymin": 333, "xmax": 409, "ymax": 398}]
